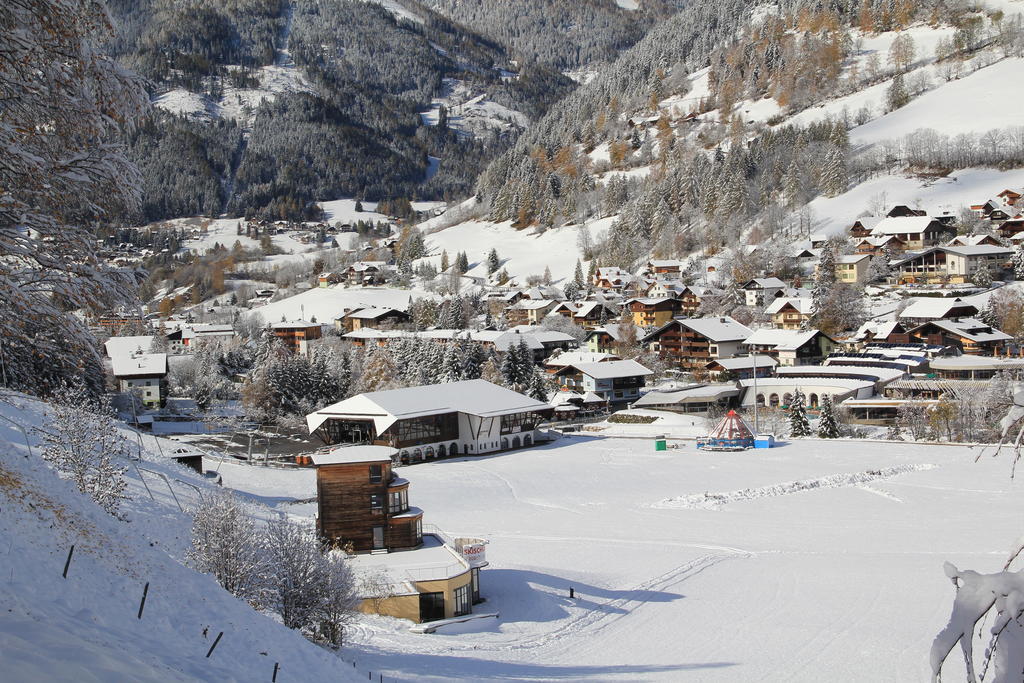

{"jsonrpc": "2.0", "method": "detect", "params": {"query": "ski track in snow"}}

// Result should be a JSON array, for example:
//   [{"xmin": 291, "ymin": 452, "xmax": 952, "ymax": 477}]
[{"xmin": 653, "ymin": 465, "xmax": 935, "ymax": 510}]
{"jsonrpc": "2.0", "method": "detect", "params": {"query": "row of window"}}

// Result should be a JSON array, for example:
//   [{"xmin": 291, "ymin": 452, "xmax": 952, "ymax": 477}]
[{"xmin": 370, "ymin": 489, "xmax": 409, "ymax": 514}]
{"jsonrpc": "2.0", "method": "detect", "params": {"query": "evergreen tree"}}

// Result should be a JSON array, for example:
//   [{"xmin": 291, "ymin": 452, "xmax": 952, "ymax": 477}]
[
  {"xmin": 455, "ymin": 251, "xmax": 469, "ymax": 274},
  {"xmin": 441, "ymin": 250, "xmax": 450, "ymax": 272},
  {"xmin": 817, "ymin": 394, "xmax": 840, "ymax": 438},
  {"xmin": 573, "ymin": 259, "xmax": 585, "ymax": 290},
  {"xmin": 819, "ymin": 145, "xmax": 847, "ymax": 197},
  {"xmin": 1013, "ymin": 243, "xmax": 1024, "ymax": 280},
  {"xmin": 973, "ymin": 264, "xmax": 992, "ymax": 287},
  {"xmin": 487, "ymin": 248, "xmax": 500, "ymax": 275},
  {"xmin": 812, "ymin": 244, "xmax": 837, "ymax": 316},
  {"xmin": 885, "ymin": 73, "xmax": 910, "ymax": 111},
  {"xmin": 439, "ymin": 338, "xmax": 463, "ymax": 383},
  {"xmin": 526, "ymin": 366, "xmax": 550, "ymax": 402},
  {"xmin": 789, "ymin": 390, "xmax": 811, "ymax": 437},
  {"xmin": 462, "ymin": 340, "xmax": 486, "ymax": 380}
]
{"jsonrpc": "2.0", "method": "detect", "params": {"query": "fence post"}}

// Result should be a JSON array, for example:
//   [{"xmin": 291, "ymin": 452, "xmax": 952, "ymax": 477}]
[
  {"xmin": 134, "ymin": 463, "xmax": 155, "ymax": 501},
  {"xmin": 205, "ymin": 631, "xmax": 223, "ymax": 658},
  {"xmin": 62, "ymin": 545, "xmax": 74, "ymax": 579},
  {"xmin": 138, "ymin": 582, "xmax": 149, "ymax": 619},
  {"xmin": 272, "ymin": 662, "xmax": 279, "ymax": 682}
]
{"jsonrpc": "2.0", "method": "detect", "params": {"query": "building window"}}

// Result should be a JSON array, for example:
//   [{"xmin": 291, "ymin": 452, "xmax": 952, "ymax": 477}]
[
  {"xmin": 453, "ymin": 584, "xmax": 471, "ymax": 617},
  {"xmin": 413, "ymin": 517, "xmax": 422, "ymax": 544},
  {"xmin": 388, "ymin": 489, "xmax": 408, "ymax": 514},
  {"xmin": 369, "ymin": 465, "xmax": 383, "ymax": 483},
  {"xmin": 471, "ymin": 568, "xmax": 482, "ymax": 604},
  {"xmin": 370, "ymin": 493, "xmax": 384, "ymax": 513}
]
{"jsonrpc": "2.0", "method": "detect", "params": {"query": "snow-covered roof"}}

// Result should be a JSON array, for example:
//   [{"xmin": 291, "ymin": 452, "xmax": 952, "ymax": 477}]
[
  {"xmin": 311, "ymin": 445, "xmax": 397, "ymax": 466},
  {"xmin": 853, "ymin": 320, "xmax": 904, "ymax": 341},
  {"xmin": 764, "ymin": 297, "xmax": 813, "ymax": 315},
  {"xmin": 836, "ymin": 254, "xmax": 870, "ymax": 264},
  {"xmin": 544, "ymin": 351, "xmax": 620, "ymax": 367},
  {"xmin": 942, "ymin": 245, "xmax": 1013, "ymax": 257},
  {"xmin": 947, "ymin": 234, "xmax": 1001, "ymax": 247},
  {"xmin": 346, "ymin": 307, "xmax": 405, "ymax": 320},
  {"xmin": 111, "ymin": 353, "xmax": 167, "ymax": 377},
  {"xmin": 898, "ymin": 297, "xmax": 978, "ymax": 320},
  {"xmin": 930, "ymin": 356, "xmax": 1024, "ymax": 371},
  {"xmin": 306, "ymin": 379, "xmax": 551, "ymax": 436},
  {"xmin": 678, "ymin": 317, "xmax": 753, "ymax": 342},
  {"xmin": 743, "ymin": 277, "xmax": 787, "ymax": 289},
  {"xmin": 710, "ymin": 356, "xmax": 778, "ymax": 371},
  {"xmin": 104, "ymin": 335, "xmax": 154, "ymax": 359},
  {"xmin": 633, "ymin": 384, "xmax": 740, "ymax": 407},
  {"xmin": 510, "ymin": 299, "xmax": 557, "ymax": 310},
  {"xmin": 743, "ymin": 329, "xmax": 824, "ymax": 350},
  {"xmin": 271, "ymin": 320, "xmax": 319, "ymax": 329},
  {"xmin": 567, "ymin": 359, "xmax": 653, "ymax": 380},
  {"xmin": 774, "ymin": 364, "xmax": 905, "ymax": 383},
  {"xmin": 915, "ymin": 318, "xmax": 1012, "ymax": 343},
  {"xmin": 869, "ymin": 216, "xmax": 940, "ymax": 236}
]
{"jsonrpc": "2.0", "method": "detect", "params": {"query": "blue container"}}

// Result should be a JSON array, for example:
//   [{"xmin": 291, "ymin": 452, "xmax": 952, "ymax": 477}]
[{"xmin": 753, "ymin": 434, "xmax": 775, "ymax": 449}]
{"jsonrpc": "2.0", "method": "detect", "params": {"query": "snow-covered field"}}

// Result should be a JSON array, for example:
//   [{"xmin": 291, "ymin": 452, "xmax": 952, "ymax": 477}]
[
  {"xmin": 218, "ymin": 431, "xmax": 1021, "ymax": 681},
  {"xmin": 421, "ymin": 217, "xmax": 613, "ymax": 284},
  {"xmin": 244, "ymin": 286, "xmax": 440, "ymax": 324}
]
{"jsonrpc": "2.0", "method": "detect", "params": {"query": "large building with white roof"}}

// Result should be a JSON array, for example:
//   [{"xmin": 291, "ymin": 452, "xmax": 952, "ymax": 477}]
[
  {"xmin": 306, "ymin": 380, "xmax": 554, "ymax": 459},
  {"xmin": 111, "ymin": 352, "xmax": 168, "ymax": 408}
]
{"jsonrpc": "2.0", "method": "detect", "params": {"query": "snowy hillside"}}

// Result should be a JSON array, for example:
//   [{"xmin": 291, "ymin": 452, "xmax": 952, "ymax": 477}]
[{"xmin": 0, "ymin": 394, "xmax": 363, "ymax": 682}]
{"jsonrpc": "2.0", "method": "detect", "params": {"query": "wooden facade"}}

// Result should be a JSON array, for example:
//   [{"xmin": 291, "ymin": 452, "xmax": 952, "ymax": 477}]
[{"xmin": 315, "ymin": 454, "xmax": 424, "ymax": 552}]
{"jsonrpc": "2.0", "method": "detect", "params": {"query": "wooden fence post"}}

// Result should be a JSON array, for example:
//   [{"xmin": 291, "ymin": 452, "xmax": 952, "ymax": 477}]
[
  {"xmin": 137, "ymin": 582, "xmax": 149, "ymax": 619},
  {"xmin": 206, "ymin": 631, "xmax": 223, "ymax": 658},
  {"xmin": 62, "ymin": 545, "xmax": 74, "ymax": 579}
]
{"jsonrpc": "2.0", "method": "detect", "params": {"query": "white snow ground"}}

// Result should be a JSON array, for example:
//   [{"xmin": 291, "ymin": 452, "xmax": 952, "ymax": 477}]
[
  {"xmin": 0, "ymin": 394, "xmax": 364, "ymax": 682},
  {"xmin": 216, "ymin": 430, "xmax": 1021, "ymax": 682}
]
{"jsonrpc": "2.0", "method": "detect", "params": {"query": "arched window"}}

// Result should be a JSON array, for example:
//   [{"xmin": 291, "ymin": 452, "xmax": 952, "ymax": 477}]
[
  {"xmin": 438, "ymin": 444, "xmax": 446, "ymax": 457},
  {"xmin": 769, "ymin": 393, "xmax": 780, "ymax": 407},
  {"xmin": 524, "ymin": 434, "xmax": 533, "ymax": 447},
  {"xmin": 412, "ymin": 448, "xmax": 422, "ymax": 462},
  {"xmin": 782, "ymin": 393, "xmax": 792, "ymax": 407},
  {"xmin": 451, "ymin": 442, "xmax": 459, "ymax": 456},
  {"xmin": 756, "ymin": 394, "xmax": 765, "ymax": 406},
  {"xmin": 424, "ymin": 446, "xmax": 435, "ymax": 459},
  {"xmin": 512, "ymin": 436, "xmax": 521, "ymax": 449},
  {"xmin": 400, "ymin": 450, "xmax": 410, "ymax": 465},
  {"xmin": 501, "ymin": 437, "xmax": 509, "ymax": 449},
  {"xmin": 809, "ymin": 393, "xmax": 819, "ymax": 408}
]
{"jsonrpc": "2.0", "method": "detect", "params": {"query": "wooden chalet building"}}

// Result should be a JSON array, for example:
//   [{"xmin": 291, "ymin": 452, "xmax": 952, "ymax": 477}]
[
  {"xmin": 271, "ymin": 320, "xmax": 322, "ymax": 355},
  {"xmin": 645, "ymin": 259, "xmax": 684, "ymax": 278},
  {"xmin": 313, "ymin": 446, "xmax": 422, "ymax": 552},
  {"xmin": 947, "ymin": 234, "xmax": 1004, "ymax": 247},
  {"xmin": 111, "ymin": 352, "xmax": 168, "ymax": 408},
  {"xmin": 886, "ymin": 205, "xmax": 927, "ymax": 218},
  {"xmin": 306, "ymin": 380, "xmax": 553, "ymax": 458},
  {"xmin": 313, "ymin": 445, "xmax": 488, "ymax": 623},
  {"xmin": 897, "ymin": 297, "xmax": 979, "ymax": 327},
  {"xmin": 551, "ymin": 301, "xmax": 617, "ymax": 329},
  {"xmin": 584, "ymin": 324, "xmax": 629, "ymax": 354},
  {"xmin": 765, "ymin": 297, "xmax": 813, "ymax": 330},
  {"xmin": 997, "ymin": 215, "xmax": 1024, "ymax": 239},
  {"xmin": 893, "ymin": 245, "xmax": 1011, "ymax": 284},
  {"xmin": 705, "ymin": 355, "xmax": 777, "ymax": 380},
  {"xmin": 342, "ymin": 261, "xmax": 389, "ymax": 285},
  {"xmin": 866, "ymin": 216, "xmax": 948, "ymax": 249},
  {"xmin": 741, "ymin": 278, "xmax": 787, "ymax": 307},
  {"xmin": 641, "ymin": 316, "xmax": 752, "ymax": 370},
  {"xmin": 553, "ymin": 359, "xmax": 653, "ymax": 404},
  {"xmin": 852, "ymin": 321, "xmax": 912, "ymax": 346},
  {"xmin": 626, "ymin": 297, "xmax": 682, "ymax": 328},
  {"xmin": 336, "ymin": 307, "xmax": 410, "ymax": 333},
  {"xmin": 849, "ymin": 217, "xmax": 883, "ymax": 239},
  {"xmin": 855, "ymin": 235, "xmax": 906, "ymax": 256},
  {"xmin": 909, "ymin": 319, "xmax": 1012, "ymax": 356},
  {"xmin": 997, "ymin": 188, "xmax": 1023, "ymax": 207},
  {"xmin": 505, "ymin": 299, "xmax": 557, "ymax": 326},
  {"xmin": 742, "ymin": 329, "xmax": 837, "ymax": 366}
]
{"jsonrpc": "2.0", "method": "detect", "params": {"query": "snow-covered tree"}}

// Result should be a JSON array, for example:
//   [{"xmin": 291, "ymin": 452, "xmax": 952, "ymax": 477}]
[
  {"xmin": 262, "ymin": 519, "xmax": 329, "ymax": 632},
  {"xmin": 789, "ymin": 390, "xmax": 811, "ymax": 437},
  {"xmin": 973, "ymin": 263, "xmax": 993, "ymax": 288},
  {"xmin": 439, "ymin": 337, "xmax": 464, "ymax": 383},
  {"xmin": 38, "ymin": 385, "xmax": 130, "ymax": 517},
  {"xmin": 886, "ymin": 73, "xmax": 910, "ymax": 111},
  {"xmin": 1, "ymin": 0, "xmax": 147, "ymax": 396},
  {"xmin": 812, "ymin": 244, "xmax": 837, "ymax": 313},
  {"xmin": 817, "ymin": 394, "xmax": 840, "ymax": 438},
  {"xmin": 486, "ymin": 248, "xmax": 500, "ymax": 275},
  {"xmin": 1012, "ymin": 243, "xmax": 1024, "ymax": 280},
  {"xmin": 866, "ymin": 248, "xmax": 893, "ymax": 283},
  {"xmin": 188, "ymin": 490, "xmax": 265, "ymax": 603},
  {"xmin": 314, "ymin": 551, "xmax": 360, "ymax": 647}
]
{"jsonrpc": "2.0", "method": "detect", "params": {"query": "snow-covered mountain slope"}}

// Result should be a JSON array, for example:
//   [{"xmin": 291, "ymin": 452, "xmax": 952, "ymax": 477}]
[{"xmin": 0, "ymin": 394, "xmax": 362, "ymax": 682}]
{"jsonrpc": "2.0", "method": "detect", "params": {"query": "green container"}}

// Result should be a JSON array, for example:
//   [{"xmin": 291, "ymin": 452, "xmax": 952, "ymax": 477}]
[{"xmin": 655, "ymin": 438, "xmax": 667, "ymax": 451}]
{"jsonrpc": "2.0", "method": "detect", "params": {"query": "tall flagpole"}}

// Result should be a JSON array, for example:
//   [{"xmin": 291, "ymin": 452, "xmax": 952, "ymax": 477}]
[{"xmin": 752, "ymin": 350, "xmax": 759, "ymax": 434}]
